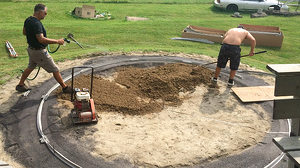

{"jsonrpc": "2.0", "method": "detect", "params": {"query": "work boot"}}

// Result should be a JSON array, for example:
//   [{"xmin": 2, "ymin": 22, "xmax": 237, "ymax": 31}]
[
  {"xmin": 16, "ymin": 84, "xmax": 30, "ymax": 92},
  {"xmin": 62, "ymin": 86, "xmax": 73, "ymax": 93}
]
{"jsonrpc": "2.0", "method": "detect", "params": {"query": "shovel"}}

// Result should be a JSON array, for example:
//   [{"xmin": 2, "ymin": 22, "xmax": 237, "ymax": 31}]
[{"xmin": 203, "ymin": 50, "xmax": 267, "ymax": 66}]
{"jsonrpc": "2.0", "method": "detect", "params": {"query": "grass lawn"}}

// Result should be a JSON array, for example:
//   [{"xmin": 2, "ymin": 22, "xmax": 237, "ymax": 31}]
[{"xmin": 0, "ymin": 0, "xmax": 300, "ymax": 84}]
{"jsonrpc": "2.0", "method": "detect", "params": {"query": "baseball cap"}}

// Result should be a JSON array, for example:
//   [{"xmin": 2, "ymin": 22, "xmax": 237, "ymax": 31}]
[{"xmin": 237, "ymin": 25, "xmax": 245, "ymax": 29}]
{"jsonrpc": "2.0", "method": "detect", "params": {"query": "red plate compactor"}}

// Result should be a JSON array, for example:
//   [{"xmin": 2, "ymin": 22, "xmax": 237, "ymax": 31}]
[{"xmin": 71, "ymin": 66, "xmax": 98, "ymax": 124}]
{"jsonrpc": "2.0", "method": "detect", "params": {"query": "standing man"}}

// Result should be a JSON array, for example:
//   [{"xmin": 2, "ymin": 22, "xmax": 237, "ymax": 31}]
[
  {"xmin": 16, "ymin": 3, "xmax": 72, "ymax": 93},
  {"xmin": 212, "ymin": 25, "xmax": 256, "ymax": 86}
]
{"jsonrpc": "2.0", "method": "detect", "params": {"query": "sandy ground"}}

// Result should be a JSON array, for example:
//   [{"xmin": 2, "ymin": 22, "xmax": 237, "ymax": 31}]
[{"xmin": 0, "ymin": 51, "xmax": 275, "ymax": 167}]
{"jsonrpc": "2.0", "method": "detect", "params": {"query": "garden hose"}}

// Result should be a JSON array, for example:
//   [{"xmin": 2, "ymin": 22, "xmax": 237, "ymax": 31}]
[
  {"xmin": 47, "ymin": 38, "xmax": 70, "ymax": 53},
  {"xmin": 21, "ymin": 38, "xmax": 70, "ymax": 81},
  {"xmin": 20, "ymin": 67, "xmax": 40, "ymax": 81},
  {"xmin": 47, "ymin": 44, "xmax": 60, "ymax": 53}
]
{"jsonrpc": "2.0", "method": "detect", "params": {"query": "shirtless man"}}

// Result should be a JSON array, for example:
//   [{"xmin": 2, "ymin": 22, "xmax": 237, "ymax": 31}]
[{"xmin": 212, "ymin": 25, "xmax": 256, "ymax": 86}]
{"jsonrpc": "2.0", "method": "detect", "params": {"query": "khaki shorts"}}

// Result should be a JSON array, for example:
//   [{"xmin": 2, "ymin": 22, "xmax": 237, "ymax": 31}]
[{"xmin": 27, "ymin": 47, "xmax": 59, "ymax": 73}]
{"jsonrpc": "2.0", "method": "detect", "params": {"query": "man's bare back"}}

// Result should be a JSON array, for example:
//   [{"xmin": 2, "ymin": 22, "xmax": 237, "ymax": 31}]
[
  {"xmin": 222, "ymin": 27, "xmax": 256, "ymax": 56},
  {"xmin": 223, "ymin": 28, "xmax": 248, "ymax": 45}
]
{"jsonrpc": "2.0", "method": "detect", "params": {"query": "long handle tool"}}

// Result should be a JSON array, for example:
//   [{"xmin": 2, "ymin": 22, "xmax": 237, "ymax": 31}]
[
  {"xmin": 203, "ymin": 50, "xmax": 267, "ymax": 66},
  {"xmin": 67, "ymin": 33, "xmax": 84, "ymax": 49}
]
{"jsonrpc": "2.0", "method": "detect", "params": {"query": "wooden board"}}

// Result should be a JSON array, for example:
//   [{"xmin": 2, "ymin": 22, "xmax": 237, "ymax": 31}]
[
  {"xmin": 0, "ymin": 161, "xmax": 9, "ymax": 166},
  {"xmin": 287, "ymin": 151, "xmax": 300, "ymax": 167},
  {"xmin": 273, "ymin": 136, "xmax": 300, "ymax": 152},
  {"xmin": 273, "ymin": 98, "xmax": 300, "ymax": 119},
  {"xmin": 0, "ymin": 160, "xmax": 12, "ymax": 168},
  {"xmin": 231, "ymin": 86, "xmax": 292, "ymax": 102},
  {"xmin": 275, "ymin": 75, "xmax": 300, "ymax": 97},
  {"xmin": 267, "ymin": 64, "xmax": 300, "ymax": 76}
]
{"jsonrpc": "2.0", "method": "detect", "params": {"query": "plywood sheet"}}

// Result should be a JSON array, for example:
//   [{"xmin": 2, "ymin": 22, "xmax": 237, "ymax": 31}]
[
  {"xmin": 0, "ymin": 161, "xmax": 9, "ymax": 166},
  {"xmin": 232, "ymin": 86, "xmax": 292, "ymax": 102}
]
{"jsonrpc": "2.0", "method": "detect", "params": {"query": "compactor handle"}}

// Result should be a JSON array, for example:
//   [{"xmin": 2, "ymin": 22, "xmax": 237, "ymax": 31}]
[{"xmin": 71, "ymin": 66, "xmax": 94, "ymax": 101}]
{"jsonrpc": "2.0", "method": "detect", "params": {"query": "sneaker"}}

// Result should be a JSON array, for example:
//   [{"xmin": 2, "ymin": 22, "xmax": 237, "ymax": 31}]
[
  {"xmin": 211, "ymin": 77, "xmax": 217, "ymax": 83},
  {"xmin": 16, "ymin": 84, "xmax": 30, "ymax": 92},
  {"xmin": 227, "ymin": 81, "xmax": 235, "ymax": 87},
  {"xmin": 62, "ymin": 86, "xmax": 73, "ymax": 93}
]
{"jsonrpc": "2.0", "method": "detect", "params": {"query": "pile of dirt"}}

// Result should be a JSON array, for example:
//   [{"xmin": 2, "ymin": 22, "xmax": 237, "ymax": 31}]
[{"xmin": 56, "ymin": 63, "xmax": 215, "ymax": 115}]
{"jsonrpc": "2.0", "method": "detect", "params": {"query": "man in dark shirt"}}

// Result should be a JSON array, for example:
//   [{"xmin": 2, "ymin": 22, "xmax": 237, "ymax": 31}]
[{"xmin": 16, "ymin": 3, "xmax": 72, "ymax": 93}]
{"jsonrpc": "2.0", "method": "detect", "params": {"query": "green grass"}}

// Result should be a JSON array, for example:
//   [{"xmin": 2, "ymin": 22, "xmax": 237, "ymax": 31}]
[
  {"xmin": 1, "ymin": 1, "xmax": 300, "ymax": 84},
  {"xmin": 7, "ymin": 0, "xmax": 213, "ymax": 4}
]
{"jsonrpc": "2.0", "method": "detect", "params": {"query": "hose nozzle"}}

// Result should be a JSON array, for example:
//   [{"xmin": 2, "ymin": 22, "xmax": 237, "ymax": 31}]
[
  {"xmin": 67, "ymin": 33, "xmax": 84, "ymax": 49},
  {"xmin": 64, "ymin": 38, "xmax": 70, "ymax": 43}
]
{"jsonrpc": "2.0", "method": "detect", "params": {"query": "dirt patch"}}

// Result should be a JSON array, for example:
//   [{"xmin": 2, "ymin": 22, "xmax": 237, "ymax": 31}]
[
  {"xmin": 55, "ymin": 62, "xmax": 270, "ymax": 167},
  {"xmin": 125, "ymin": 16, "xmax": 149, "ymax": 21},
  {"xmin": 0, "ymin": 52, "xmax": 275, "ymax": 167},
  {"xmin": 57, "ymin": 63, "xmax": 215, "ymax": 115}
]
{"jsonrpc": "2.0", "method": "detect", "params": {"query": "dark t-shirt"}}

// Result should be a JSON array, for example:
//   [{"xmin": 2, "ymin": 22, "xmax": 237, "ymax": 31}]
[{"xmin": 24, "ymin": 16, "xmax": 47, "ymax": 48}]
